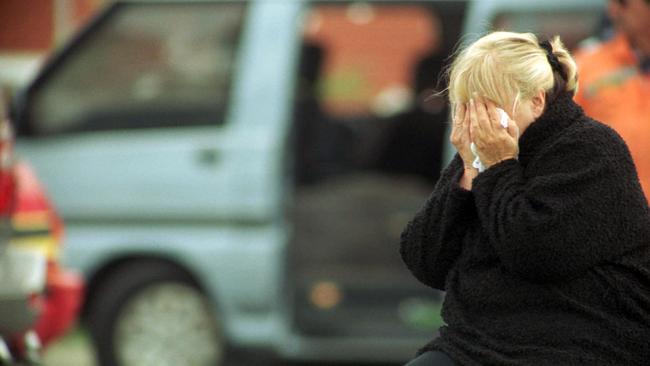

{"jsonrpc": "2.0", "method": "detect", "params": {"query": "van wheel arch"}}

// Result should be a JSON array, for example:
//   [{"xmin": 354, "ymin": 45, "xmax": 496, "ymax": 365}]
[
  {"xmin": 83, "ymin": 256, "xmax": 227, "ymax": 366},
  {"xmin": 82, "ymin": 256, "xmax": 211, "ymax": 321}
]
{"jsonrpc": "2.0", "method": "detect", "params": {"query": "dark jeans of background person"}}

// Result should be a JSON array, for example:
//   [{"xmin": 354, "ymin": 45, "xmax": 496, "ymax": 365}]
[{"xmin": 405, "ymin": 351, "xmax": 458, "ymax": 366}]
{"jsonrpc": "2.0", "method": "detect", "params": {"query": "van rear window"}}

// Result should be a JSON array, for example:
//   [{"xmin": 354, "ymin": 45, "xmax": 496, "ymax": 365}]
[{"xmin": 490, "ymin": 10, "xmax": 602, "ymax": 51}]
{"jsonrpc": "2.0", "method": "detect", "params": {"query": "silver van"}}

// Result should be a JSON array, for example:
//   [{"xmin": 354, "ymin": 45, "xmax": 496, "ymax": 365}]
[{"xmin": 14, "ymin": 0, "xmax": 605, "ymax": 365}]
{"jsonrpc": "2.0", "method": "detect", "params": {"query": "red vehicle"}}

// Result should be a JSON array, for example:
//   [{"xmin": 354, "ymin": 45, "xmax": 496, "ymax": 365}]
[
  {"xmin": 0, "ymin": 90, "xmax": 83, "ymax": 363},
  {"xmin": 11, "ymin": 162, "xmax": 85, "ymax": 346}
]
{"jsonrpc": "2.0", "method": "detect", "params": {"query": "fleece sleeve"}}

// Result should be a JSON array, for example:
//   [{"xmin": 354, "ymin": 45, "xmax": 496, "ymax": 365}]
[
  {"xmin": 471, "ymin": 129, "xmax": 650, "ymax": 283},
  {"xmin": 399, "ymin": 155, "xmax": 477, "ymax": 291}
]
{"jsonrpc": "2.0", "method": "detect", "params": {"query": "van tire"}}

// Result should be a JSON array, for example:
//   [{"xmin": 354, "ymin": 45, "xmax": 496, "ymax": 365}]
[{"xmin": 86, "ymin": 260, "xmax": 225, "ymax": 366}]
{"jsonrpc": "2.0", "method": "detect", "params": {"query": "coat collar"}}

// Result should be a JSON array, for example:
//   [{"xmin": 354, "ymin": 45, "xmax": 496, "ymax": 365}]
[{"xmin": 517, "ymin": 92, "xmax": 584, "ymax": 164}]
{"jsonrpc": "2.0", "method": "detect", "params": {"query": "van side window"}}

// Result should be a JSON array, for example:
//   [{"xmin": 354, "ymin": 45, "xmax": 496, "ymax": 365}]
[
  {"xmin": 25, "ymin": 2, "xmax": 247, "ymax": 135},
  {"xmin": 292, "ymin": 1, "xmax": 466, "ymax": 185}
]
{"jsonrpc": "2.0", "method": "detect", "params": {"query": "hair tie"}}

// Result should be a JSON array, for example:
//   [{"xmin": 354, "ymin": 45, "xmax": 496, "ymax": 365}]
[{"xmin": 539, "ymin": 40, "xmax": 567, "ymax": 81}]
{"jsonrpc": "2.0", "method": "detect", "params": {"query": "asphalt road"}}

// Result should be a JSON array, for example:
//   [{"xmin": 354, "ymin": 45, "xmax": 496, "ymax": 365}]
[{"xmin": 43, "ymin": 328, "xmax": 402, "ymax": 366}]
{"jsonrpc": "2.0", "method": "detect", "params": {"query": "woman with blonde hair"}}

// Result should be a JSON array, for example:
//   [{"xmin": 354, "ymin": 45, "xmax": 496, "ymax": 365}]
[{"xmin": 400, "ymin": 31, "xmax": 650, "ymax": 365}]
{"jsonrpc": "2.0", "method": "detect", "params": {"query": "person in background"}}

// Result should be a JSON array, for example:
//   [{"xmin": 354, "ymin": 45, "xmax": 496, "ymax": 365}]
[
  {"xmin": 400, "ymin": 31, "xmax": 650, "ymax": 365},
  {"xmin": 574, "ymin": 0, "xmax": 650, "ymax": 198}
]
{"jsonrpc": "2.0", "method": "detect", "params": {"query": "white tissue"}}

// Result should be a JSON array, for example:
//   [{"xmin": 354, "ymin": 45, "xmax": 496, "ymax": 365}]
[
  {"xmin": 497, "ymin": 108, "xmax": 509, "ymax": 128},
  {"xmin": 471, "ymin": 143, "xmax": 484, "ymax": 172}
]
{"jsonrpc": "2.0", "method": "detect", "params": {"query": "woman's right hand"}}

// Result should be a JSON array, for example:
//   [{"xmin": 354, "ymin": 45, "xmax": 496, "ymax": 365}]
[
  {"xmin": 450, "ymin": 103, "xmax": 478, "ymax": 190},
  {"xmin": 449, "ymin": 103, "xmax": 474, "ymax": 168}
]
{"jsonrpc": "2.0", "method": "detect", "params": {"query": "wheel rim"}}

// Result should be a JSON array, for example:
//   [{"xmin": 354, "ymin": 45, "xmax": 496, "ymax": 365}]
[{"xmin": 114, "ymin": 282, "xmax": 222, "ymax": 366}]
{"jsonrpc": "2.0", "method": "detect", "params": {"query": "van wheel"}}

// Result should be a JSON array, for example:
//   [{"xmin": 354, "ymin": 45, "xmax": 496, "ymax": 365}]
[{"xmin": 88, "ymin": 261, "xmax": 224, "ymax": 366}]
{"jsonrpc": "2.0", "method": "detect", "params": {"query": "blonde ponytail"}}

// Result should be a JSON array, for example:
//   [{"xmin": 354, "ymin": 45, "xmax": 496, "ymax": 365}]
[{"xmin": 549, "ymin": 36, "xmax": 578, "ymax": 94}]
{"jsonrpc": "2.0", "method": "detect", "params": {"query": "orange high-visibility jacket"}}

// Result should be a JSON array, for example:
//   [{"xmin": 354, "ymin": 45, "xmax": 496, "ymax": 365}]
[{"xmin": 574, "ymin": 34, "xmax": 650, "ymax": 200}]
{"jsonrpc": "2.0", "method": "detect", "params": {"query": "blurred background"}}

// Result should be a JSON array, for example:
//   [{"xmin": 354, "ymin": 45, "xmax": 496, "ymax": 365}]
[
  {"xmin": 0, "ymin": 0, "xmax": 103, "ymax": 96},
  {"xmin": 0, "ymin": 0, "xmax": 608, "ymax": 365}
]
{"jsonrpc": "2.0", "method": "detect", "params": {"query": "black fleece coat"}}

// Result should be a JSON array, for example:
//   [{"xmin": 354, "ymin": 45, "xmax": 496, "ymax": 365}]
[{"xmin": 400, "ymin": 93, "xmax": 650, "ymax": 365}]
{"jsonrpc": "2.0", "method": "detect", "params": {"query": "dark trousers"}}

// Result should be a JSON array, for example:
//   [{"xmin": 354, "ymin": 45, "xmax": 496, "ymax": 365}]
[{"xmin": 405, "ymin": 351, "xmax": 458, "ymax": 366}]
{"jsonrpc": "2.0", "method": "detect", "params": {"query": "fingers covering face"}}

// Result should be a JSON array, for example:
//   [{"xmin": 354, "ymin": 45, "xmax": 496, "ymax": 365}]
[
  {"xmin": 468, "ymin": 98, "xmax": 487, "ymax": 142},
  {"xmin": 469, "ymin": 96, "xmax": 512, "ymax": 137},
  {"xmin": 454, "ymin": 103, "xmax": 466, "ymax": 125},
  {"xmin": 484, "ymin": 99, "xmax": 503, "ymax": 128},
  {"xmin": 474, "ymin": 97, "xmax": 494, "ymax": 132}
]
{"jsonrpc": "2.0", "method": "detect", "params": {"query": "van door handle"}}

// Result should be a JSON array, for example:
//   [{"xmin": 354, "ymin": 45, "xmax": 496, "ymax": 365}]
[{"xmin": 196, "ymin": 147, "xmax": 220, "ymax": 166}]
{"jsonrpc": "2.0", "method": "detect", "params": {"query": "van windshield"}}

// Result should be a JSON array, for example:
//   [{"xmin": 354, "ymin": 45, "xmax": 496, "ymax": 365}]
[{"xmin": 25, "ymin": 2, "xmax": 247, "ymax": 135}]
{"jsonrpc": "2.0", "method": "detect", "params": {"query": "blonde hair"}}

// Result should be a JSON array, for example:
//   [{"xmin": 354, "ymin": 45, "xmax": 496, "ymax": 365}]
[{"xmin": 447, "ymin": 31, "xmax": 578, "ymax": 114}]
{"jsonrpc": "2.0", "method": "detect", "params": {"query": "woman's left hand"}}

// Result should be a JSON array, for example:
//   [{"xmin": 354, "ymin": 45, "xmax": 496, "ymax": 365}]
[{"xmin": 469, "ymin": 96, "xmax": 519, "ymax": 168}]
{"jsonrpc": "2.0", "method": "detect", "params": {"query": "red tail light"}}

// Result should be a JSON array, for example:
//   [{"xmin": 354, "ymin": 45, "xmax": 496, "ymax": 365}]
[
  {"xmin": 28, "ymin": 292, "xmax": 44, "ymax": 312},
  {"xmin": 0, "ymin": 95, "xmax": 16, "ymax": 218}
]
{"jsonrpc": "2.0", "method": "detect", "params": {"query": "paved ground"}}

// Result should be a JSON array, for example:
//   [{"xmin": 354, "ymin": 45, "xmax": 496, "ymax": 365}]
[
  {"xmin": 42, "ymin": 327, "xmax": 401, "ymax": 366},
  {"xmin": 42, "ymin": 328, "xmax": 96, "ymax": 366}
]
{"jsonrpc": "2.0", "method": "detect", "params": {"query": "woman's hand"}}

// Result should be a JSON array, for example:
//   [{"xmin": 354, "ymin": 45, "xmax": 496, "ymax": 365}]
[
  {"xmin": 449, "ymin": 103, "xmax": 478, "ymax": 190},
  {"xmin": 469, "ymin": 96, "xmax": 519, "ymax": 168},
  {"xmin": 450, "ymin": 103, "xmax": 475, "ymax": 168}
]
